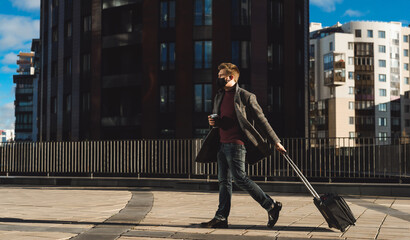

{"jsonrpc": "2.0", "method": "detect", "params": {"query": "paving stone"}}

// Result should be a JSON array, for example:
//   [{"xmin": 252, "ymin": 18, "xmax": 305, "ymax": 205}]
[{"xmin": 1, "ymin": 186, "xmax": 410, "ymax": 239}]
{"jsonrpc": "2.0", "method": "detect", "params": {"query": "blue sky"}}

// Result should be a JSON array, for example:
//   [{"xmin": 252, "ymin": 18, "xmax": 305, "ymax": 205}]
[
  {"xmin": 0, "ymin": 0, "xmax": 409, "ymax": 130},
  {"xmin": 0, "ymin": 0, "xmax": 40, "ymax": 130},
  {"xmin": 310, "ymin": 0, "xmax": 410, "ymax": 27}
]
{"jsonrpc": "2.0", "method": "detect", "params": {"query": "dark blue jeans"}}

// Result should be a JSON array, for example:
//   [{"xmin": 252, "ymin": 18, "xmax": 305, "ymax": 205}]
[{"xmin": 215, "ymin": 143, "xmax": 274, "ymax": 220}]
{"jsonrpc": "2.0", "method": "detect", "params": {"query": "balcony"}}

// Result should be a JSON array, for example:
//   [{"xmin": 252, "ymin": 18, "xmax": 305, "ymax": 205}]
[
  {"xmin": 355, "ymin": 65, "xmax": 374, "ymax": 71},
  {"xmin": 324, "ymin": 69, "xmax": 346, "ymax": 87},
  {"xmin": 16, "ymin": 88, "xmax": 33, "ymax": 94},
  {"xmin": 334, "ymin": 60, "xmax": 345, "ymax": 69},
  {"xmin": 15, "ymin": 106, "xmax": 33, "ymax": 112},
  {"xmin": 16, "ymin": 60, "xmax": 32, "ymax": 65}
]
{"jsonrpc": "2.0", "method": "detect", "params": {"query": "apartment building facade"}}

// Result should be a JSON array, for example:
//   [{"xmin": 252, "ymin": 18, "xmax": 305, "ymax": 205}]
[
  {"xmin": 309, "ymin": 21, "xmax": 410, "ymax": 141},
  {"xmin": 39, "ymin": 0, "xmax": 308, "ymax": 141},
  {"xmin": 13, "ymin": 52, "xmax": 36, "ymax": 141}
]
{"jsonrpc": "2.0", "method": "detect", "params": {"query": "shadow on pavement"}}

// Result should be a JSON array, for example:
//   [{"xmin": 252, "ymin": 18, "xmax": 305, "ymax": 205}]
[
  {"xmin": 0, "ymin": 218, "xmax": 136, "ymax": 226},
  {"xmin": 137, "ymin": 223, "xmax": 334, "ymax": 232},
  {"xmin": 347, "ymin": 197, "xmax": 410, "ymax": 222}
]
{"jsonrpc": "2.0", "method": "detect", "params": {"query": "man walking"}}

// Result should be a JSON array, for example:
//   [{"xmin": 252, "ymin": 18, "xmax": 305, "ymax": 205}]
[{"xmin": 196, "ymin": 63, "xmax": 287, "ymax": 229}]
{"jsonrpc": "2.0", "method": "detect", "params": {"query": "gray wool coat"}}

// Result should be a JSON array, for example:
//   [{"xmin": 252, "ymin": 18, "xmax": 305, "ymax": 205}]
[{"xmin": 195, "ymin": 84, "xmax": 281, "ymax": 165}]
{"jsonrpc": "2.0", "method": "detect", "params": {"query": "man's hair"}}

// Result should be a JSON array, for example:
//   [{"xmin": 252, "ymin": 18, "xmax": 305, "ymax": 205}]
[{"xmin": 218, "ymin": 62, "xmax": 240, "ymax": 81}]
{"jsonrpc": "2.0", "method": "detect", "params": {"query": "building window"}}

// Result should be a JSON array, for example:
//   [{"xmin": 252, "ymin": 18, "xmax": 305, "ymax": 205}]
[
  {"xmin": 232, "ymin": 41, "xmax": 250, "ymax": 69},
  {"xmin": 82, "ymin": 54, "xmax": 91, "ymax": 73},
  {"xmin": 349, "ymin": 132, "xmax": 355, "ymax": 139},
  {"xmin": 355, "ymin": 29, "xmax": 361, "ymax": 38},
  {"xmin": 379, "ymin": 74, "xmax": 386, "ymax": 82},
  {"xmin": 65, "ymin": 21, "xmax": 72, "ymax": 38},
  {"xmin": 160, "ymin": 0, "xmax": 175, "ymax": 28},
  {"xmin": 102, "ymin": 5, "xmax": 143, "ymax": 36},
  {"xmin": 194, "ymin": 83, "xmax": 212, "ymax": 112},
  {"xmin": 348, "ymin": 72, "xmax": 354, "ymax": 79},
  {"xmin": 404, "ymin": 49, "xmax": 409, "ymax": 57},
  {"xmin": 378, "ymin": 103, "xmax": 387, "ymax": 112},
  {"xmin": 194, "ymin": 41, "xmax": 212, "ymax": 69},
  {"xmin": 349, "ymin": 87, "xmax": 354, "ymax": 95},
  {"xmin": 392, "ymin": 102, "xmax": 401, "ymax": 111},
  {"xmin": 404, "ymin": 35, "xmax": 409, "ymax": 42},
  {"xmin": 51, "ymin": 61, "xmax": 58, "ymax": 78},
  {"xmin": 367, "ymin": 30, "xmax": 373, "ymax": 38},
  {"xmin": 329, "ymin": 42, "xmax": 334, "ymax": 51},
  {"xmin": 379, "ymin": 60, "xmax": 386, "ymax": 67},
  {"xmin": 348, "ymin": 57, "xmax": 354, "ymax": 65},
  {"xmin": 379, "ymin": 89, "xmax": 387, "ymax": 96},
  {"xmin": 81, "ymin": 92, "xmax": 90, "ymax": 112},
  {"xmin": 268, "ymin": 43, "xmax": 283, "ymax": 69},
  {"xmin": 83, "ymin": 16, "xmax": 92, "ymax": 32},
  {"xmin": 194, "ymin": 0, "xmax": 212, "ymax": 26},
  {"xmin": 379, "ymin": 132, "xmax": 387, "ymax": 141},
  {"xmin": 392, "ymin": 118, "xmax": 400, "ymax": 126},
  {"xmin": 51, "ymin": 97, "xmax": 57, "ymax": 114},
  {"xmin": 232, "ymin": 0, "xmax": 251, "ymax": 26},
  {"xmin": 405, "ymin": 105, "xmax": 409, "ymax": 113},
  {"xmin": 64, "ymin": 57, "xmax": 72, "ymax": 75},
  {"xmin": 269, "ymin": 0, "xmax": 283, "ymax": 27},
  {"xmin": 309, "ymin": 44, "xmax": 314, "ymax": 58},
  {"xmin": 379, "ymin": 45, "xmax": 386, "ymax": 53},
  {"xmin": 160, "ymin": 85, "xmax": 175, "ymax": 112},
  {"xmin": 323, "ymin": 53, "xmax": 333, "ymax": 70},
  {"xmin": 405, "ymin": 63, "xmax": 409, "ymax": 71},
  {"xmin": 405, "ymin": 77, "xmax": 409, "ymax": 84},
  {"xmin": 52, "ymin": 0, "xmax": 58, "ymax": 8},
  {"xmin": 378, "ymin": 118, "xmax": 387, "ymax": 126},
  {"xmin": 103, "ymin": 45, "xmax": 142, "ymax": 76},
  {"xmin": 406, "ymin": 119, "xmax": 410, "ymax": 127},
  {"xmin": 64, "ymin": 94, "xmax": 72, "ymax": 113},
  {"xmin": 160, "ymin": 42, "xmax": 176, "ymax": 70},
  {"xmin": 349, "ymin": 101, "xmax": 354, "ymax": 110},
  {"xmin": 378, "ymin": 30, "xmax": 386, "ymax": 38},
  {"xmin": 348, "ymin": 42, "xmax": 354, "ymax": 50},
  {"xmin": 297, "ymin": 9, "xmax": 302, "ymax": 26},
  {"xmin": 349, "ymin": 117, "xmax": 354, "ymax": 125},
  {"xmin": 52, "ymin": 27, "xmax": 58, "ymax": 42}
]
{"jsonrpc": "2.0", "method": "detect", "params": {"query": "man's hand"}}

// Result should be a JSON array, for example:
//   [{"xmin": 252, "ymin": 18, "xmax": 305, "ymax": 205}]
[
  {"xmin": 275, "ymin": 142, "xmax": 286, "ymax": 154},
  {"xmin": 208, "ymin": 115, "xmax": 215, "ymax": 126}
]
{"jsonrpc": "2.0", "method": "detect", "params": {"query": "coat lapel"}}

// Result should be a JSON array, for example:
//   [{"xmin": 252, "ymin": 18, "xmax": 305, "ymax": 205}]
[{"xmin": 213, "ymin": 89, "xmax": 225, "ymax": 114}]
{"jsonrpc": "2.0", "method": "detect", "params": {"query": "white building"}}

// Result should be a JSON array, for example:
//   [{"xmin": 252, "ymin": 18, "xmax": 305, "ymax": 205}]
[
  {"xmin": 0, "ymin": 129, "xmax": 15, "ymax": 143},
  {"xmin": 309, "ymin": 21, "xmax": 410, "ymax": 141}
]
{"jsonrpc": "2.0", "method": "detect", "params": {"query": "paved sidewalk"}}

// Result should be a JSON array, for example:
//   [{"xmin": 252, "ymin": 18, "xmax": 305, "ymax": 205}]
[
  {"xmin": 0, "ymin": 186, "xmax": 134, "ymax": 240},
  {"xmin": 0, "ymin": 186, "xmax": 409, "ymax": 239},
  {"xmin": 123, "ymin": 190, "xmax": 410, "ymax": 240}
]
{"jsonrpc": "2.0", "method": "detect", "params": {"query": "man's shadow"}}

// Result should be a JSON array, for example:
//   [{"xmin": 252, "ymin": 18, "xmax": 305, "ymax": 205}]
[{"xmin": 138, "ymin": 223, "xmax": 334, "ymax": 232}]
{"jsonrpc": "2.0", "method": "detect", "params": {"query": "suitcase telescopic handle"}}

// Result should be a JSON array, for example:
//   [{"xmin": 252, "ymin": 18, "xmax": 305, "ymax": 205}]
[{"xmin": 282, "ymin": 153, "xmax": 321, "ymax": 200}]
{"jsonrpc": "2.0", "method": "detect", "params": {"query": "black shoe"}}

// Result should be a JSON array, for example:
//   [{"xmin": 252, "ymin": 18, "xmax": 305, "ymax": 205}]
[
  {"xmin": 267, "ymin": 201, "xmax": 282, "ymax": 228},
  {"xmin": 200, "ymin": 218, "xmax": 228, "ymax": 228}
]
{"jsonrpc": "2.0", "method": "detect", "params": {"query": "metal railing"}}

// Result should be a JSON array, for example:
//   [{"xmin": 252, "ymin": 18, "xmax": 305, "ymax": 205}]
[{"xmin": 0, "ymin": 137, "xmax": 409, "ymax": 182}]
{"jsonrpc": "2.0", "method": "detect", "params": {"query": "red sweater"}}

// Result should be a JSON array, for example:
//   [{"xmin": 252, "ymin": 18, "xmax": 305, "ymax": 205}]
[{"xmin": 219, "ymin": 89, "xmax": 245, "ymax": 145}]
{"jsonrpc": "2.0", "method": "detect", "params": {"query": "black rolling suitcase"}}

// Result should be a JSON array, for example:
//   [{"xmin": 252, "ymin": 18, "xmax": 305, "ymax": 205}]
[{"xmin": 282, "ymin": 153, "xmax": 356, "ymax": 232}]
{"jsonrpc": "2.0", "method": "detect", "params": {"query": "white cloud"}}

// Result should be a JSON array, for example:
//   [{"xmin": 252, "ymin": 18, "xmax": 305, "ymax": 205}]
[
  {"xmin": 9, "ymin": 0, "xmax": 40, "ymax": 12},
  {"xmin": 0, "ymin": 102, "xmax": 15, "ymax": 130},
  {"xmin": 0, "ymin": 66, "xmax": 16, "ymax": 74},
  {"xmin": 343, "ymin": 9, "xmax": 365, "ymax": 17},
  {"xmin": 1, "ymin": 52, "xmax": 18, "ymax": 65},
  {"xmin": 0, "ymin": 15, "xmax": 40, "ymax": 52},
  {"xmin": 311, "ymin": 0, "xmax": 343, "ymax": 12}
]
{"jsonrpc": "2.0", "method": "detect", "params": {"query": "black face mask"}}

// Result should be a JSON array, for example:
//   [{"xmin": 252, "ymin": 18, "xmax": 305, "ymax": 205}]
[{"xmin": 217, "ymin": 77, "xmax": 228, "ymax": 88}]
